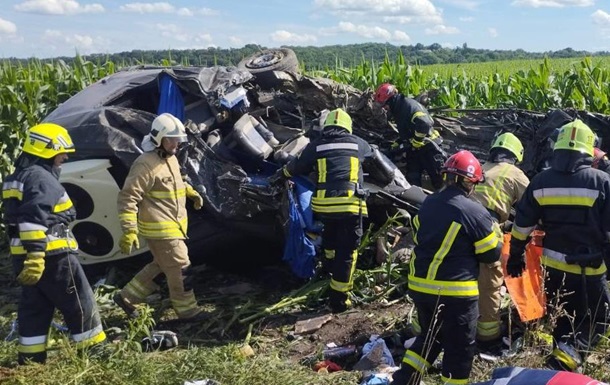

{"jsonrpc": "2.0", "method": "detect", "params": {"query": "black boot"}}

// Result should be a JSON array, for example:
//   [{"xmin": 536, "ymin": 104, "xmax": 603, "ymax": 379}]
[{"xmin": 18, "ymin": 351, "xmax": 47, "ymax": 365}]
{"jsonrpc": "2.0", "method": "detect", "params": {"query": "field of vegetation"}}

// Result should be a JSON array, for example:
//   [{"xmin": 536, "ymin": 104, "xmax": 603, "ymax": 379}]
[{"xmin": 1, "ymin": 53, "xmax": 610, "ymax": 384}]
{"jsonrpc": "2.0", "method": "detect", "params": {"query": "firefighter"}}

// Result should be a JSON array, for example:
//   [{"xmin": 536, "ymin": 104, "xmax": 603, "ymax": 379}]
[
  {"xmin": 2, "ymin": 123, "xmax": 106, "ymax": 364},
  {"xmin": 270, "ymin": 108, "xmax": 372, "ymax": 313},
  {"xmin": 113, "ymin": 113, "xmax": 205, "ymax": 321},
  {"xmin": 470, "ymin": 132, "xmax": 529, "ymax": 350},
  {"xmin": 374, "ymin": 83, "xmax": 446, "ymax": 190},
  {"xmin": 508, "ymin": 119, "xmax": 610, "ymax": 372},
  {"xmin": 391, "ymin": 150, "xmax": 502, "ymax": 385}
]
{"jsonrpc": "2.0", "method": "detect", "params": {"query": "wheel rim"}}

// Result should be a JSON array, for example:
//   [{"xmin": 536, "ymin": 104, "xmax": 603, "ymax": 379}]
[{"xmin": 247, "ymin": 51, "xmax": 284, "ymax": 69}]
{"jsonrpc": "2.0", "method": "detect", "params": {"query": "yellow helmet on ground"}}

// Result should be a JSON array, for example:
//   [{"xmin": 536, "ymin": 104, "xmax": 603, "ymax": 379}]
[
  {"xmin": 491, "ymin": 132, "xmax": 524, "ymax": 163},
  {"xmin": 23, "ymin": 123, "xmax": 75, "ymax": 159},
  {"xmin": 554, "ymin": 119, "xmax": 595, "ymax": 156},
  {"xmin": 324, "ymin": 108, "xmax": 353, "ymax": 133}
]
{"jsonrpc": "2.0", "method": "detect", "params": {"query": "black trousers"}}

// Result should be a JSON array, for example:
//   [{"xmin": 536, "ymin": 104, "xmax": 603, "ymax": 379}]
[
  {"xmin": 544, "ymin": 268, "xmax": 610, "ymax": 349},
  {"xmin": 13, "ymin": 252, "xmax": 104, "ymax": 364},
  {"xmin": 405, "ymin": 144, "xmax": 445, "ymax": 190},
  {"xmin": 321, "ymin": 216, "xmax": 360, "ymax": 309},
  {"xmin": 392, "ymin": 294, "xmax": 478, "ymax": 385}
]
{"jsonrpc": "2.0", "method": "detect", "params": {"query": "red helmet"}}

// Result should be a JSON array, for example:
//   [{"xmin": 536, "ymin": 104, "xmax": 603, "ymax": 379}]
[
  {"xmin": 442, "ymin": 150, "xmax": 484, "ymax": 183},
  {"xmin": 374, "ymin": 83, "xmax": 397, "ymax": 105}
]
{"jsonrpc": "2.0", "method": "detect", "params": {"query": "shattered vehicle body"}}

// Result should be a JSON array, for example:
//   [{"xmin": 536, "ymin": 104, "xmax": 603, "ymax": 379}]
[
  {"xmin": 42, "ymin": 54, "xmax": 610, "ymax": 270},
  {"xmin": 44, "ymin": 64, "xmax": 425, "ymax": 267}
]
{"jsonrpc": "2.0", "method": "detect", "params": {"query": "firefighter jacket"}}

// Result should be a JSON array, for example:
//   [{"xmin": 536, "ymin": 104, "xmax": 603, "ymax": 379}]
[
  {"xmin": 409, "ymin": 186, "xmax": 502, "ymax": 298},
  {"xmin": 472, "ymin": 160, "xmax": 529, "ymax": 223},
  {"xmin": 2, "ymin": 156, "xmax": 78, "ymax": 256},
  {"xmin": 511, "ymin": 151, "xmax": 610, "ymax": 276},
  {"xmin": 118, "ymin": 150, "xmax": 192, "ymax": 239},
  {"xmin": 283, "ymin": 127, "xmax": 372, "ymax": 217},
  {"xmin": 387, "ymin": 94, "xmax": 441, "ymax": 149}
]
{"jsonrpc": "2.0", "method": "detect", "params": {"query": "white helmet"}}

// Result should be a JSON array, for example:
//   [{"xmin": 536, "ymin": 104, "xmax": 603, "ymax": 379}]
[{"xmin": 149, "ymin": 113, "xmax": 187, "ymax": 147}]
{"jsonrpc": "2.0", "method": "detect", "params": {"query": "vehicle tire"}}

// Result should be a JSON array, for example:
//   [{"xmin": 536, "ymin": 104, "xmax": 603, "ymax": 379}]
[
  {"xmin": 237, "ymin": 48, "xmax": 299, "ymax": 74},
  {"xmin": 238, "ymin": 48, "xmax": 299, "ymax": 89}
]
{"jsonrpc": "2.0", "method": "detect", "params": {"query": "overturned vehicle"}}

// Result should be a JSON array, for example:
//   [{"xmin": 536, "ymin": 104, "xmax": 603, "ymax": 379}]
[
  {"xmin": 43, "ymin": 54, "xmax": 610, "ymax": 276},
  {"xmin": 44, "ymin": 62, "xmax": 426, "ymax": 274}
]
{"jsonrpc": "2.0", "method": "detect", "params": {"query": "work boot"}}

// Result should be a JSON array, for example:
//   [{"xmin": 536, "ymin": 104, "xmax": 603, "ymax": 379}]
[
  {"xmin": 113, "ymin": 292, "xmax": 139, "ymax": 319},
  {"xmin": 329, "ymin": 290, "xmax": 352, "ymax": 313}
]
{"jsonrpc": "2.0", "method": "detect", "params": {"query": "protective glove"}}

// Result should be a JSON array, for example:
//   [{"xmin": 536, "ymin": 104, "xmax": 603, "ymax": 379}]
[
  {"xmin": 17, "ymin": 251, "xmax": 46, "ymax": 285},
  {"xmin": 120, "ymin": 230, "xmax": 140, "ymax": 255},
  {"xmin": 268, "ymin": 168, "xmax": 288, "ymax": 187},
  {"xmin": 506, "ymin": 251, "xmax": 526, "ymax": 278},
  {"xmin": 501, "ymin": 220, "xmax": 514, "ymax": 233},
  {"xmin": 186, "ymin": 186, "xmax": 203, "ymax": 210}
]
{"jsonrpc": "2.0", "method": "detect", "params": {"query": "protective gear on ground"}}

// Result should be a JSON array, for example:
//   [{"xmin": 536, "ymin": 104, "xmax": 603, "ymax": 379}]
[
  {"xmin": 374, "ymin": 83, "xmax": 397, "ymax": 105},
  {"xmin": 17, "ymin": 252, "xmax": 45, "ymax": 285},
  {"xmin": 119, "ymin": 230, "xmax": 140, "ymax": 255},
  {"xmin": 283, "ymin": 111, "xmax": 372, "ymax": 311},
  {"xmin": 117, "ymin": 145, "xmax": 202, "ymax": 319},
  {"xmin": 3, "ymin": 153, "xmax": 105, "ymax": 364},
  {"xmin": 510, "ymin": 141, "xmax": 610, "ymax": 369},
  {"xmin": 491, "ymin": 132, "xmax": 524, "ymax": 163},
  {"xmin": 148, "ymin": 113, "xmax": 187, "ymax": 147},
  {"xmin": 323, "ymin": 108, "xmax": 353, "ymax": 133},
  {"xmin": 553, "ymin": 119, "xmax": 595, "ymax": 156},
  {"xmin": 442, "ymin": 150, "xmax": 485, "ymax": 183},
  {"xmin": 392, "ymin": 183, "xmax": 502, "ymax": 384},
  {"xmin": 186, "ymin": 185, "xmax": 203, "ymax": 210},
  {"xmin": 22, "ymin": 123, "xmax": 75, "ymax": 159}
]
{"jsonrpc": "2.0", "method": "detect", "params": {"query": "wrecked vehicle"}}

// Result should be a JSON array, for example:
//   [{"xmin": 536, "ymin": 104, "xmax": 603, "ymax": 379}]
[{"xmin": 43, "ymin": 62, "xmax": 425, "ymax": 269}]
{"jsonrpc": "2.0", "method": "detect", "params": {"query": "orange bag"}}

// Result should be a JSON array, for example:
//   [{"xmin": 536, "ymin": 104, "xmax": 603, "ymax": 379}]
[{"xmin": 501, "ymin": 231, "xmax": 546, "ymax": 322}]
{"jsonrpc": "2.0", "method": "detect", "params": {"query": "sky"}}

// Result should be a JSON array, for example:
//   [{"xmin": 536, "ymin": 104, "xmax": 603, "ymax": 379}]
[{"xmin": 0, "ymin": 0, "xmax": 610, "ymax": 59}]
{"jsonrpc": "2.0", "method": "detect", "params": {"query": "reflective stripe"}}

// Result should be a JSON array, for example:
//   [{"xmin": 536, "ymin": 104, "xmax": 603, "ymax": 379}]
[
  {"xmin": 19, "ymin": 222, "xmax": 48, "ymax": 232},
  {"xmin": 10, "ymin": 238, "xmax": 78, "ymax": 255},
  {"xmin": 477, "ymin": 321, "xmax": 501, "ymax": 337},
  {"xmin": 511, "ymin": 224, "xmax": 535, "ymax": 241},
  {"xmin": 402, "ymin": 349, "xmax": 430, "ymax": 373},
  {"xmin": 19, "ymin": 230, "xmax": 47, "ymax": 241},
  {"xmin": 552, "ymin": 347, "xmax": 579, "ymax": 371},
  {"xmin": 349, "ymin": 156, "xmax": 359, "ymax": 183},
  {"xmin": 330, "ymin": 250, "xmax": 358, "ymax": 292},
  {"xmin": 441, "ymin": 375, "xmax": 469, "ymax": 384},
  {"xmin": 426, "ymin": 222, "xmax": 461, "ymax": 280},
  {"xmin": 411, "ymin": 111, "xmax": 428, "ymax": 123},
  {"xmin": 3, "ymin": 180, "xmax": 24, "ymax": 191},
  {"xmin": 72, "ymin": 324, "xmax": 104, "ymax": 342},
  {"xmin": 18, "ymin": 334, "xmax": 47, "ymax": 353},
  {"xmin": 147, "ymin": 188, "xmax": 186, "ymax": 199},
  {"xmin": 124, "ymin": 279, "xmax": 150, "ymax": 300},
  {"xmin": 317, "ymin": 158, "xmax": 327, "ymax": 183},
  {"xmin": 316, "ymin": 143, "xmax": 359, "ymax": 152},
  {"xmin": 282, "ymin": 167, "xmax": 292, "ymax": 177},
  {"xmin": 324, "ymin": 249, "xmax": 335, "ymax": 259},
  {"xmin": 474, "ymin": 232, "xmax": 499, "ymax": 254},
  {"xmin": 542, "ymin": 248, "xmax": 606, "ymax": 275},
  {"xmin": 412, "ymin": 215, "xmax": 420, "ymax": 245},
  {"xmin": 171, "ymin": 297, "xmax": 199, "ymax": 314},
  {"xmin": 533, "ymin": 187, "xmax": 599, "ymax": 207},
  {"xmin": 2, "ymin": 181, "xmax": 25, "ymax": 200},
  {"xmin": 312, "ymin": 198, "xmax": 368, "ymax": 216},
  {"xmin": 408, "ymin": 275, "xmax": 479, "ymax": 297},
  {"xmin": 119, "ymin": 212, "xmax": 137, "ymax": 221},
  {"xmin": 53, "ymin": 192, "xmax": 74, "ymax": 213}
]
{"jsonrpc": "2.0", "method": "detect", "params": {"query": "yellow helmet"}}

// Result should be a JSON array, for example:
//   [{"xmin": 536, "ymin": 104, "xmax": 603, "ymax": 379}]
[
  {"xmin": 491, "ymin": 132, "xmax": 524, "ymax": 163},
  {"xmin": 23, "ymin": 123, "xmax": 75, "ymax": 159},
  {"xmin": 324, "ymin": 108, "xmax": 353, "ymax": 133},
  {"xmin": 554, "ymin": 119, "xmax": 595, "ymax": 156}
]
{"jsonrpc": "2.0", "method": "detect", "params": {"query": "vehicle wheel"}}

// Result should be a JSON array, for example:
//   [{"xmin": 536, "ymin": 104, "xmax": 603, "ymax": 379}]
[
  {"xmin": 238, "ymin": 48, "xmax": 299, "ymax": 89},
  {"xmin": 237, "ymin": 48, "xmax": 299, "ymax": 74}
]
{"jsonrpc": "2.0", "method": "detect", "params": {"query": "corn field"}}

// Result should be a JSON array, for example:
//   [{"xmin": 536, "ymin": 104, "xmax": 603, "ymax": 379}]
[{"xmin": 1, "ymin": 53, "xmax": 610, "ymax": 183}]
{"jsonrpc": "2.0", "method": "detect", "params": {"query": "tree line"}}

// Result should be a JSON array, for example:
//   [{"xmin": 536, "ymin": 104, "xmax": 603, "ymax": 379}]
[{"xmin": 4, "ymin": 42, "xmax": 608, "ymax": 69}]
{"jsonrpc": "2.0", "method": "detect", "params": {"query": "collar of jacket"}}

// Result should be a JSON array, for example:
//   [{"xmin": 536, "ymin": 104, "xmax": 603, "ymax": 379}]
[
  {"xmin": 15, "ymin": 153, "xmax": 60, "ymax": 179},
  {"xmin": 321, "ymin": 126, "xmax": 351, "ymax": 136},
  {"xmin": 489, "ymin": 148, "xmax": 517, "ymax": 164},
  {"xmin": 155, "ymin": 148, "xmax": 173, "ymax": 159},
  {"xmin": 551, "ymin": 149, "xmax": 593, "ymax": 173}
]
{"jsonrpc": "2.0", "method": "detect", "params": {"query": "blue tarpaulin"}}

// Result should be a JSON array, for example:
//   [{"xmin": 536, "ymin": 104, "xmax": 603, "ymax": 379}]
[
  {"xmin": 282, "ymin": 177, "xmax": 318, "ymax": 279},
  {"xmin": 157, "ymin": 73, "xmax": 185, "ymax": 120}
]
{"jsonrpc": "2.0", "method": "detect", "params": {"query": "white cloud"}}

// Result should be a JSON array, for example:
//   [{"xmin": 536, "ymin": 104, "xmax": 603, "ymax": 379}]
[
  {"xmin": 42, "ymin": 29, "xmax": 107, "ymax": 54},
  {"xmin": 197, "ymin": 8, "xmax": 219, "ymax": 16},
  {"xmin": 120, "ymin": 2, "xmax": 175, "ymax": 13},
  {"xmin": 228, "ymin": 36, "xmax": 243, "ymax": 46},
  {"xmin": 424, "ymin": 24, "xmax": 460, "ymax": 35},
  {"xmin": 156, "ymin": 23, "xmax": 190, "ymax": 42},
  {"xmin": 592, "ymin": 10, "xmax": 610, "ymax": 25},
  {"xmin": 14, "ymin": 0, "xmax": 104, "ymax": 15},
  {"xmin": 488, "ymin": 27, "xmax": 498, "ymax": 37},
  {"xmin": 511, "ymin": 0, "xmax": 593, "ymax": 8},
  {"xmin": 321, "ymin": 21, "xmax": 392, "ymax": 39},
  {"xmin": 0, "ymin": 18, "xmax": 17, "ymax": 34},
  {"xmin": 393, "ymin": 30, "xmax": 411, "ymax": 43},
  {"xmin": 176, "ymin": 7, "xmax": 193, "ymax": 16},
  {"xmin": 314, "ymin": 0, "xmax": 443, "ymax": 25},
  {"xmin": 459, "ymin": 16, "xmax": 475, "ymax": 22},
  {"xmin": 438, "ymin": 0, "xmax": 481, "ymax": 11},
  {"xmin": 270, "ymin": 30, "xmax": 317, "ymax": 44}
]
